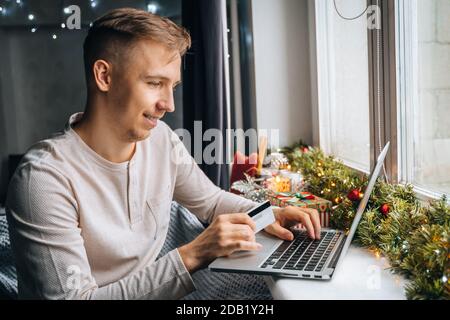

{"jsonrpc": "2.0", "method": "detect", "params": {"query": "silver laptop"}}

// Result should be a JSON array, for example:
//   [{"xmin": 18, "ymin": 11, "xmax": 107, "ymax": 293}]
[{"xmin": 209, "ymin": 142, "xmax": 390, "ymax": 280}]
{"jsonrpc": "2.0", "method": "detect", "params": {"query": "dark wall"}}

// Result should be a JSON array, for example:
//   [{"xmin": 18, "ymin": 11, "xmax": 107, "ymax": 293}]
[{"xmin": 0, "ymin": 28, "xmax": 88, "ymax": 204}]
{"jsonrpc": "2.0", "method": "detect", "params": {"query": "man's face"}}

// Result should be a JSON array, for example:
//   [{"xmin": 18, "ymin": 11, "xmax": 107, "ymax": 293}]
[{"xmin": 107, "ymin": 39, "xmax": 181, "ymax": 142}]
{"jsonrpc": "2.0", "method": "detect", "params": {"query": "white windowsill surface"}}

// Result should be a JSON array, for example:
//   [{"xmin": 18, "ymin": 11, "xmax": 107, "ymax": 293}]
[{"xmin": 265, "ymin": 245, "xmax": 408, "ymax": 300}]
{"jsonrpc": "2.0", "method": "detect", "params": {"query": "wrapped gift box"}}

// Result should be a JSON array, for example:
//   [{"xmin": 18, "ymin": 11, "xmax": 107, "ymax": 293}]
[{"xmin": 268, "ymin": 191, "xmax": 332, "ymax": 227}]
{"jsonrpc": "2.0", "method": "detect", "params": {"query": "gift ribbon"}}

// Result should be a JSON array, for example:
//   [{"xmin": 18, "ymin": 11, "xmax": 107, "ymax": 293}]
[
  {"xmin": 278, "ymin": 192, "xmax": 315, "ymax": 200},
  {"xmin": 295, "ymin": 192, "xmax": 316, "ymax": 200}
]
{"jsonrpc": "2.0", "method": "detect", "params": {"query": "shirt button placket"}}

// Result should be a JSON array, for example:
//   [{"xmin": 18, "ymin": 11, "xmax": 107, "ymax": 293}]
[{"xmin": 130, "ymin": 163, "xmax": 141, "ymax": 225}]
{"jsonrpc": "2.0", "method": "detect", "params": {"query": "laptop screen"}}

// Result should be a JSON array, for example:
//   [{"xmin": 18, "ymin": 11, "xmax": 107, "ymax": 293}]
[{"xmin": 337, "ymin": 142, "xmax": 390, "ymax": 260}]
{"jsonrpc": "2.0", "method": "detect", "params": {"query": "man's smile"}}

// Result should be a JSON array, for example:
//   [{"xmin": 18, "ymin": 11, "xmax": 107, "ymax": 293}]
[{"xmin": 143, "ymin": 112, "xmax": 161, "ymax": 128}]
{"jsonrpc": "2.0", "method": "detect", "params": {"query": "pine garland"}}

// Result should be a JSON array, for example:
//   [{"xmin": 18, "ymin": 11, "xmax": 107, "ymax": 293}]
[{"xmin": 280, "ymin": 141, "xmax": 450, "ymax": 300}]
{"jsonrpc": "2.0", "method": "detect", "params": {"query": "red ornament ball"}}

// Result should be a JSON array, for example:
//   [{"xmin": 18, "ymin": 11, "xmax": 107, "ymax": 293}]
[
  {"xmin": 380, "ymin": 204, "xmax": 390, "ymax": 216},
  {"xmin": 347, "ymin": 189, "xmax": 361, "ymax": 202}
]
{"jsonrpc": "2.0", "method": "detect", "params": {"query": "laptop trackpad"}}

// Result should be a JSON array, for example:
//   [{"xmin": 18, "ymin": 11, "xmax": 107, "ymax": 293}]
[{"xmin": 209, "ymin": 231, "xmax": 283, "ymax": 270}]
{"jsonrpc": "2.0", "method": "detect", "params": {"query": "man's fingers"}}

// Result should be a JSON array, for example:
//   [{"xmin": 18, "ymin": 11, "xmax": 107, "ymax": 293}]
[
  {"xmin": 283, "ymin": 208, "xmax": 318, "ymax": 240},
  {"xmin": 265, "ymin": 222, "xmax": 294, "ymax": 241},
  {"xmin": 229, "ymin": 225, "xmax": 256, "ymax": 242},
  {"xmin": 295, "ymin": 211, "xmax": 315, "ymax": 239},
  {"xmin": 220, "ymin": 213, "xmax": 256, "ymax": 231},
  {"xmin": 303, "ymin": 215, "xmax": 315, "ymax": 239},
  {"xmin": 231, "ymin": 240, "xmax": 263, "ymax": 252},
  {"xmin": 300, "ymin": 208, "xmax": 322, "ymax": 239}
]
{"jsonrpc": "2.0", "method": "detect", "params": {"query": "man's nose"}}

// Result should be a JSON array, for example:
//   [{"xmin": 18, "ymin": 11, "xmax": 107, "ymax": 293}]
[{"xmin": 161, "ymin": 89, "xmax": 175, "ymax": 113}]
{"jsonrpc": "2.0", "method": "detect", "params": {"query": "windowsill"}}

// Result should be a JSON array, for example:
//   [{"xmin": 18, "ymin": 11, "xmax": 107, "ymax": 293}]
[
  {"xmin": 340, "ymin": 159, "xmax": 370, "ymax": 176},
  {"xmin": 409, "ymin": 185, "xmax": 450, "ymax": 205},
  {"xmin": 265, "ymin": 244, "xmax": 407, "ymax": 300}
]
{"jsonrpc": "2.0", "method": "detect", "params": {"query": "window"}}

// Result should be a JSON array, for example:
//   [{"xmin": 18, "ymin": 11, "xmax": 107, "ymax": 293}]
[
  {"xmin": 313, "ymin": 0, "xmax": 449, "ymax": 199},
  {"xmin": 397, "ymin": 0, "xmax": 450, "ymax": 197},
  {"xmin": 315, "ymin": 0, "xmax": 371, "ymax": 173}
]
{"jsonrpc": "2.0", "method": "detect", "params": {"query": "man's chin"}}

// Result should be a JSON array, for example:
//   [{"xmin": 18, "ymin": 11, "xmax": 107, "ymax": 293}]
[{"xmin": 127, "ymin": 129, "xmax": 151, "ymax": 142}]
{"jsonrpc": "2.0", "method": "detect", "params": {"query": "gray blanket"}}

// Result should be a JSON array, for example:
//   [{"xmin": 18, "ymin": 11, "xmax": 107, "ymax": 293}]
[
  {"xmin": 0, "ymin": 210, "xmax": 17, "ymax": 299},
  {"xmin": 0, "ymin": 203, "xmax": 272, "ymax": 300}
]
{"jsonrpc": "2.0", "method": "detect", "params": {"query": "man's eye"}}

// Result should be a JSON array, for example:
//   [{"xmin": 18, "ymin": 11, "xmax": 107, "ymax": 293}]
[{"xmin": 148, "ymin": 82, "xmax": 162, "ymax": 88}]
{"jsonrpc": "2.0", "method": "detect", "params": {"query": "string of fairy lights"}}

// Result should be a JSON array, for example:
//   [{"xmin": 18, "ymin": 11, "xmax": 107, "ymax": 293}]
[{"xmin": 0, "ymin": 0, "xmax": 160, "ymax": 40}]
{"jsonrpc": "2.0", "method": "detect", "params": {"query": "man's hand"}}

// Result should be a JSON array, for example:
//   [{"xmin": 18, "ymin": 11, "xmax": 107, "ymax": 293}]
[
  {"xmin": 178, "ymin": 213, "xmax": 262, "ymax": 273},
  {"xmin": 265, "ymin": 206, "xmax": 321, "ymax": 241}
]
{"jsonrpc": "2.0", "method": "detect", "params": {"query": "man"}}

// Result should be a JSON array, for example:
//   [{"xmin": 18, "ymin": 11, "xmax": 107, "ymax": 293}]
[{"xmin": 6, "ymin": 8, "xmax": 321, "ymax": 300}]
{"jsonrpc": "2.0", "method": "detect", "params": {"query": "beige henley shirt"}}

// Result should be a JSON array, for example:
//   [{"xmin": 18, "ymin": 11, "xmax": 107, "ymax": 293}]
[{"xmin": 6, "ymin": 113, "xmax": 256, "ymax": 300}]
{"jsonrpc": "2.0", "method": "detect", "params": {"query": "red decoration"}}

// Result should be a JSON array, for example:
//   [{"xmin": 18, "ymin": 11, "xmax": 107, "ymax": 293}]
[
  {"xmin": 230, "ymin": 152, "xmax": 258, "ymax": 194},
  {"xmin": 302, "ymin": 147, "xmax": 309, "ymax": 153},
  {"xmin": 380, "ymin": 204, "xmax": 390, "ymax": 216},
  {"xmin": 347, "ymin": 189, "xmax": 362, "ymax": 202}
]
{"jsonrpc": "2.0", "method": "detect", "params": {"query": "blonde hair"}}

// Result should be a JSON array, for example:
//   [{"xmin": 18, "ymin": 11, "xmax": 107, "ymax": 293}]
[{"xmin": 83, "ymin": 8, "xmax": 191, "ymax": 85}]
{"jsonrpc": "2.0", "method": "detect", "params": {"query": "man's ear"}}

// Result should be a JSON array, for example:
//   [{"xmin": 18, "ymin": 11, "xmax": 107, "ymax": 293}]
[{"xmin": 92, "ymin": 60, "xmax": 112, "ymax": 92}]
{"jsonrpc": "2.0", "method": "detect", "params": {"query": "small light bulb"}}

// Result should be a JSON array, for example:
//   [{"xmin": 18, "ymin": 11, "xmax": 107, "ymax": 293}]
[
  {"xmin": 16, "ymin": 0, "xmax": 21, "ymax": 4},
  {"xmin": 31, "ymin": 27, "xmax": 37, "ymax": 33},
  {"xmin": 64, "ymin": 7, "xmax": 70, "ymax": 14},
  {"xmin": 52, "ymin": 34, "xmax": 57, "ymax": 40},
  {"xmin": 61, "ymin": 23, "xmax": 66, "ymax": 28},
  {"xmin": 0, "ymin": 7, "xmax": 3, "ymax": 13},
  {"xmin": 147, "ymin": 3, "xmax": 158, "ymax": 13},
  {"xmin": 28, "ymin": 14, "xmax": 35, "ymax": 21},
  {"xmin": 91, "ymin": 1, "xmax": 97, "ymax": 8}
]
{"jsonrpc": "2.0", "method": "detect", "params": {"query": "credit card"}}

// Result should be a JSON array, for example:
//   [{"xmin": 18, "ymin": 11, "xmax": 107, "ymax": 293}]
[{"xmin": 246, "ymin": 201, "xmax": 276, "ymax": 233}]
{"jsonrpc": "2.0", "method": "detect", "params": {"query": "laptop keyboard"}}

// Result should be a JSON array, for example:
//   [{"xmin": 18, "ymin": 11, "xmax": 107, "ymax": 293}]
[{"xmin": 260, "ymin": 230, "xmax": 341, "ymax": 272}]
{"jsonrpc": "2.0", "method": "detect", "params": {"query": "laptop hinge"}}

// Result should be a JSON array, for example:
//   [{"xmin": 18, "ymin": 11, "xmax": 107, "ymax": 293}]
[{"xmin": 328, "ymin": 236, "xmax": 346, "ymax": 269}]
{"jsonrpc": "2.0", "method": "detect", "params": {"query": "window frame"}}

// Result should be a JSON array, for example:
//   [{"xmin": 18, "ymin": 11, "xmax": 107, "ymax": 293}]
[{"xmin": 367, "ymin": 0, "xmax": 398, "ymax": 182}]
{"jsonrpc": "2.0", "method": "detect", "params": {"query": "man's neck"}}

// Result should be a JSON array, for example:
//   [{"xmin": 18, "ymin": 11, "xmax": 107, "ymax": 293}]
[{"xmin": 73, "ymin": 105, "xmax": 136, "ymax": 164}]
